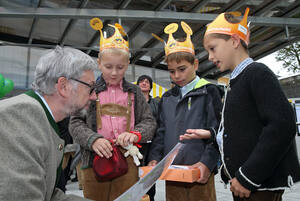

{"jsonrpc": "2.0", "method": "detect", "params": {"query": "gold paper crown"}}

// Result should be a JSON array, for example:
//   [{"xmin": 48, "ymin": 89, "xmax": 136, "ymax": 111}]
[
  {"xmin": 152, "ymin": 21, "xmax": 194, "ymax": 56},
  {"xmin": 205, "ymin": 8, "xmax": 250, "ymax": 45},
  {"xmin": 90, "ymin": 18, "xmax": 129, "ymax": 52}
]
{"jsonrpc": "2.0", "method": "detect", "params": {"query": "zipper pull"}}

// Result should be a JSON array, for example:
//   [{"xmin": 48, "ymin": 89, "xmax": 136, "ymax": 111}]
[{"xmin": 188, "ymin": 97, "xmax": 192, "ymax": 110}]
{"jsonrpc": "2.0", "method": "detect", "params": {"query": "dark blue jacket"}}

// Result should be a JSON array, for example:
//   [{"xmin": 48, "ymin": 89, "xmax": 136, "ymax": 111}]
[{"xmin": 148, "ymin": 79, "xmax": 222, "ymax": 172}]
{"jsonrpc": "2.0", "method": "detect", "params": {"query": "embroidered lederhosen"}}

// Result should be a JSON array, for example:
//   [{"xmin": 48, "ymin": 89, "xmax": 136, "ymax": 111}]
[{"xmin": 82, "ymin": 93, "xmax": 139, "ymax": 201}]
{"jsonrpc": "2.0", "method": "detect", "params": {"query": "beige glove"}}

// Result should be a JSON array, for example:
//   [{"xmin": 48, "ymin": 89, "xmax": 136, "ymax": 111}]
[{"xmin": 123, "ymin": 144, "xmax": 143, "ymax": 166}]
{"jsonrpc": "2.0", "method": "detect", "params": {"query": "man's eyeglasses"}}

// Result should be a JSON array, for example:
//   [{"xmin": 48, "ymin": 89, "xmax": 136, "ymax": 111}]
[{"xmin": 69, "ymin": 78, "xmax": 96, "ymax": 95}]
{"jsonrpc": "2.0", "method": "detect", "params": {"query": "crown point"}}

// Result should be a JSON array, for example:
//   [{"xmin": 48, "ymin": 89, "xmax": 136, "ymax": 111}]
[
  {"xmin": 90, "ymin": 18, "xmax": 103, "ymax": 31},
  {"xmin": 164, "ymin": 23, "xmax": 178, "ymax": 34},
  {"xmin": 181, "ymin": 21, "xmax": 193, "ymax": 35},
  {"xmin": 115, "ymin": 23, "xmax": 127, "ymax": 37}
]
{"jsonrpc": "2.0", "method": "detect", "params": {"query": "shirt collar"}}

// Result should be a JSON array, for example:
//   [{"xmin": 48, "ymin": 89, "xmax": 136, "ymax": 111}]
[
  {"xmin": 230, "ymin": 57, "xmax": 254, "ymax": 80},
  {"xmin": 181, "ymin": 76, "xmax": 200, "ymax": 98},
  {"xmin": 107, "ymin": 79, "xmax": 124, "ymax": 90},
  {"xmin": 34, "ymin": 91, "xmax": 55, "ymax": 120}
]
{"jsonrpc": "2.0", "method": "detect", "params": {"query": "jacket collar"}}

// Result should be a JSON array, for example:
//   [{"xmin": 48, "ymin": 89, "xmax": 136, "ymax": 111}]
[
  {"xmin": 171, "ymin": 78, "xmax": 211, "ymax": 98},
  {"xmin": 25, "ymin": 90, "xmax": 61, "ymax": 138}
]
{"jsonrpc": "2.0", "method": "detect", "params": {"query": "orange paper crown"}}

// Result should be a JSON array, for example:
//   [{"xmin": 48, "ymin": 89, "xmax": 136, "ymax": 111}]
[
  {"xmin": 205, "ymin": 8, "xmax": 250, "ymax": 45},
  {"xmin": 153, "ymin": 21, "xmax": 194, "ymax": 56},
  {"xmin": 90, "ymin": 18, "xmax": 129, "ymax": 52}
]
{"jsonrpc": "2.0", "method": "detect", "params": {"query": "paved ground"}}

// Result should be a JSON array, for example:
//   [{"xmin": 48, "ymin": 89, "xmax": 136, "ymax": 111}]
[
  {"xmin": 66, "ymin": 173, "xmax": 300, "ymax": 201},
  {"xmin": 66, "ymin": 136, "xmax": 300, "ymax": 200}
]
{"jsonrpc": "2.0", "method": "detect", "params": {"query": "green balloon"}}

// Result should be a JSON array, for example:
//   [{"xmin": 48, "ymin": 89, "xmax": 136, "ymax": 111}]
[
  {"xmin": 0, "ymin": 74, "xmax": 4, "ymax": 91},
  {"xmin": 2, "ymin": 78, "xmax": 14, "ymax": 96},
  {"xmin": 0, "ymin": 91, "xmax": 5, "ymax": 98}
]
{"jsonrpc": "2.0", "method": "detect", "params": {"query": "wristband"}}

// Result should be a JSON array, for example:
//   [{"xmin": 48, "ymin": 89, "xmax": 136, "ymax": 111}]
[{"xmin": 130, "ymin": 130, "xmax": 142, "ymax": 148}]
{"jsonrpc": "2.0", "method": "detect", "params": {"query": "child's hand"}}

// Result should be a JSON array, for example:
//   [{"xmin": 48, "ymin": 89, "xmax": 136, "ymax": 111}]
[
  {"xmin": 191, "ymin": 162, "xmax": 211, "ymax": 184},
  {"xmin": 230, "ymin": 178, "xmax": 251, "ymax": 198},
  {"xmin": 179, "ymin": 129, "xmax": 211, "ymax": 141},
  {"xmin": 116, "ymin": 132, "xmax": 138, "ymax": 147},
  {"xmin": 92, "ymin": 138, "xmax": 113, "ymax": 158}
]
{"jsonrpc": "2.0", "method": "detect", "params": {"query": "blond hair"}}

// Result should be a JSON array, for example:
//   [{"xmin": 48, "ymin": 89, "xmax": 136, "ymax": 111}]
[{"xmin": 98, "ymin": 48, "xmax": 130, "ymax": 60}]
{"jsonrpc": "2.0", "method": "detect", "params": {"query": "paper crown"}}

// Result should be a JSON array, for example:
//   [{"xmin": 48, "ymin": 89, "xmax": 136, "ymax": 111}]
[
  {"xmin": 90, "ymin": 18, "xmax": 129, "ymax": 52},
  {"xmin": 205, "ymin": 7, "xmax": 250, "ymax": 45},
  {"xmin": 152, "ymin": 21, "xmax": 194, "ymax": 56}
]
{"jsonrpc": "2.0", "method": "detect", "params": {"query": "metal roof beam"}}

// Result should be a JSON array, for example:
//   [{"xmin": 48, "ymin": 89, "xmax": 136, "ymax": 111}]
[
  {"xmin": 154, "ymin": 0, "xmax": 173, "ymax": 11},
  {"xmin": 27, "ymin": 0, "xmax": 42, "ymax": 44},
  {"xmin": 59, "ymin": 0, "xmax": 89, "ymax": 45},
  {"xmin": 127, "ymin": 0, "xmax": 172, "ymax": 39},
  {"xmin": 118, "ymin": 0, "xmax": 132, "ymax": 9},
  {"xmin": 1, "ymin": 7, "xmax": 299, "ymax": 27},
  {"xmin": 217, "ymin": 0, "xmax": 245, "ymax": 13},
  {"xmin": 190, "ymin": 0, "xmax": 211, "ymax": 12},
  {"xmin": 249, "ymin": 1, "xmax": 300, "ymax": 49},
  {"xmin": 254, "ymin": 0, "xmax": 282, "ymax": 16},
  {"xmin": 229, "ymin": 0, "xmax": 247, "ymax": 12},
  {"xmin": 151, "ymin": 52, "xmax": 165, "ymax": 67},
  {"xmin": 131, "ymin": 33, "xmax": 163, "ymax": 63},
  {"xmin": 85, "ymin": 0, "xmax": 132, "ymax": 54}
]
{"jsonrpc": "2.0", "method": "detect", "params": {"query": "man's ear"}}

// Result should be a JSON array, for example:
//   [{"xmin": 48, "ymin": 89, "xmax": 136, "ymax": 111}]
[
  {"xmin": 231, "ymin": 34, "xmax": 241, "ymax": 49},
  {"xmin": 56, "ymin": 77, "xmax": 70, "ymax": 98}
]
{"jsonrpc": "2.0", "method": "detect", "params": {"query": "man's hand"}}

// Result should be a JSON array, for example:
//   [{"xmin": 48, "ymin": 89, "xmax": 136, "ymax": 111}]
[
  {"xmin": 92, "ymin": 138, "xmax": 113, "ymax": 158},
  {"xmin": 230, "ymin": 177, "xmax": 251, "ymax": 198},
  {"xmin": 179, "ymin": 129, "xmax": 211, "ymax": 141},
  {"xmin": 148, "ymin": 160, "xmax": 158, "ymax": 166},
  {"xmin": 191, "ymin": 162, "xmax": 211, "ymax": 184},
  {"xmin": 116, "ymin": 132, "xmax": 138, "ymax": 147}
]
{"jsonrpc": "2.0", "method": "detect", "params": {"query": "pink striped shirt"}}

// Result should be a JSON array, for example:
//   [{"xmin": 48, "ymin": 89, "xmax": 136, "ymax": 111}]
[{"xmin": 97, "ymin": 80, "xmax": 135, "ymax": 139}]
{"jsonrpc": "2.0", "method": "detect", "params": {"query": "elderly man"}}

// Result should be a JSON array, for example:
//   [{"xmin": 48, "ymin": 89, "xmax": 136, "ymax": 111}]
[{"xmin": 0, "ymin": 46, "xmax": 96, "ymax": 201}]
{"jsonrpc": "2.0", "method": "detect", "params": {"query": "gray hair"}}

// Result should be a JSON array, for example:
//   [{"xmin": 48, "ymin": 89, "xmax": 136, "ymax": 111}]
[{"xmin": 32, "ymin": 46, "xmax": 97, "ymax": 95}]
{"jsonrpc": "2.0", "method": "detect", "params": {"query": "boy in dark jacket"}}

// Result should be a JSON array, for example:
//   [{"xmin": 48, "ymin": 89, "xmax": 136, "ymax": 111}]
[
  {"xmin": 148, "ymin": 21, "xmax": 222, "ymax": 201},
  {"xmin": 180, "ymin": 8, "xmax": 300, "ymax": 201}
]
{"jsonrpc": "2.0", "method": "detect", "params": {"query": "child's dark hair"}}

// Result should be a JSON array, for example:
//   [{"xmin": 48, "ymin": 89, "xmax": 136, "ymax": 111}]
[
  {"xmin": 164, "ymin": 52, "xmax": 195, "ymax": 64},
  {"xmin": 164, "ymin": 37, "xmax": 195, "ymax": 64},
  {"xmin": 224, "ymin": 12, "xmax": 242, "ymax": 23}
]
